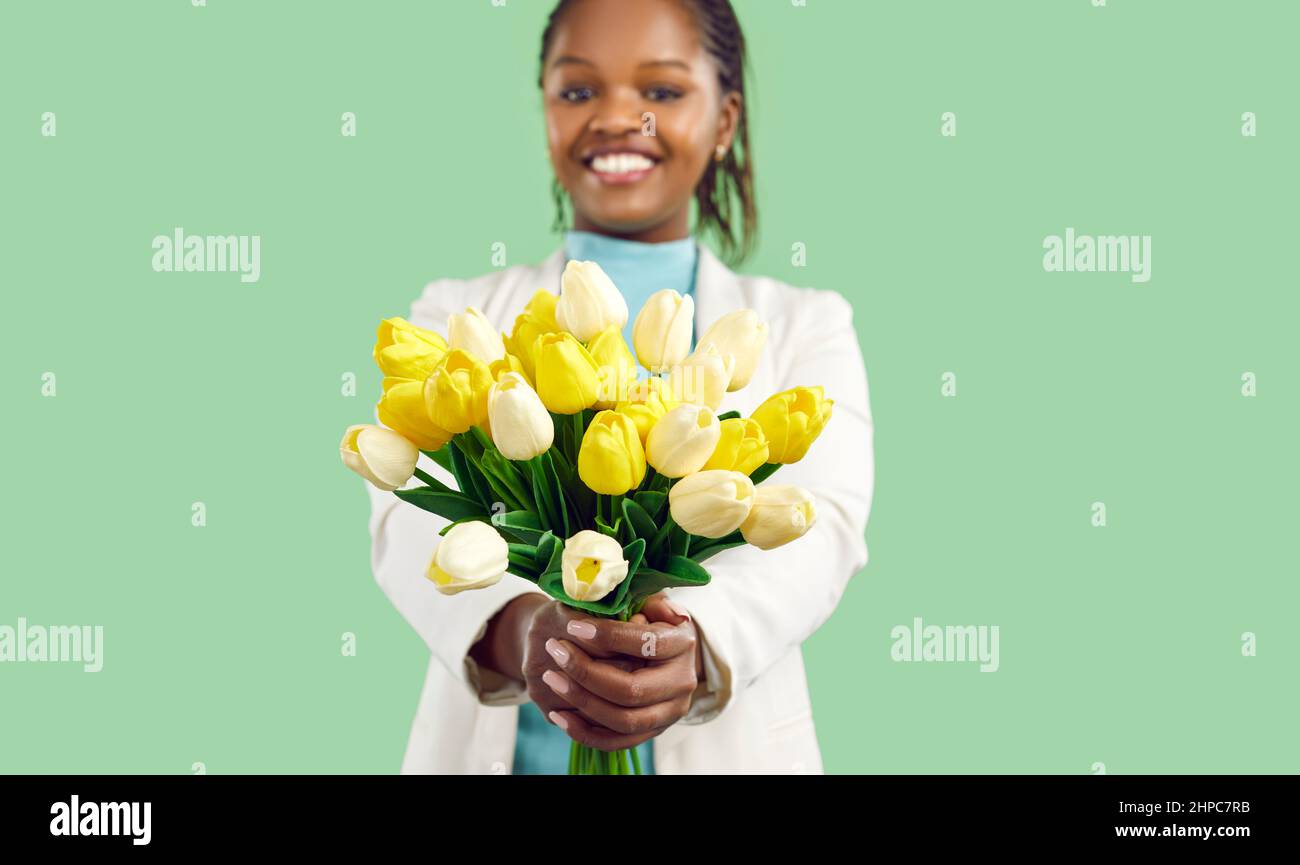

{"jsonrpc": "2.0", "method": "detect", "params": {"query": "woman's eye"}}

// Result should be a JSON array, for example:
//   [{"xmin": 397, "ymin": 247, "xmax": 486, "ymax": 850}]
[
  {"xmin": 646, "ymin": 86, "xmax": 683, "ymax": 102},
  {"xmin": 560, "ymin": 86, "xmax": 595, "ymax": 103}
]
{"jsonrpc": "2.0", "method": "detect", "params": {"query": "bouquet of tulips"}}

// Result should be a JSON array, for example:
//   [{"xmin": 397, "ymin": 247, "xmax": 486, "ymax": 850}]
[{"xmin": 340, "ymin": 260, "xmax": 832, "ymax": 775}]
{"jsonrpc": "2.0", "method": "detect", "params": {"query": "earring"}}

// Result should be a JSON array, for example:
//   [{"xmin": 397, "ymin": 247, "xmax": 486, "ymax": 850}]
[{"xmin": 715, "ymin": 146, "xmax": 727, "ymax": 162}]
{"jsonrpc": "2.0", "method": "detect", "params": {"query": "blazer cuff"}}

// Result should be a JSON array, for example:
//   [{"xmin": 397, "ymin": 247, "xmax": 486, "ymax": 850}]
[
  {"xmin": 671, "ymin": 593, "xmax": 734, "ymax": 725},
  {"xmin": 447, "ymin": 581, "xmax": 546, "ymax": 707}
]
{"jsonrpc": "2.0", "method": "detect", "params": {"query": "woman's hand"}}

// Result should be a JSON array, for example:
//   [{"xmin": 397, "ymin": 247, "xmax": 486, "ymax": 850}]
[
  {"xmin": 471, "ymin": 593, "xmax": 701, "ymax": 750},
  {"xmin": 531, "ymin": 595, "xmax": 700, "ymax": 750}
]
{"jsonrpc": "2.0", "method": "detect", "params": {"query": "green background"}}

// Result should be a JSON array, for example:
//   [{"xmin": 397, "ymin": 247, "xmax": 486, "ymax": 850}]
[{"xmin": 2, "ymin": 0, "xmax": 1295, "ymax": 773}]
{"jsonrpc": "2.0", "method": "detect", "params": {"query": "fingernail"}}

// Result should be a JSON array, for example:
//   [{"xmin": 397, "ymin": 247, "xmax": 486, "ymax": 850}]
[
  {"xmin": 545, "ymin": 638, "xmax": 569, "ymax": 665},
  {"xmin": 542, "ymin": 669, "xmax": 569, "ymax": 694},
  {"xmin": 567, "ymin": 620, "xmax": 597, "ymax": 640},
  {"xmin": 548, "ymin": 711, "xmax": 569, "ymax": 730},
  {"xmin": 666, "ymin": 599, "xmax": 692, "ymax": 621}
]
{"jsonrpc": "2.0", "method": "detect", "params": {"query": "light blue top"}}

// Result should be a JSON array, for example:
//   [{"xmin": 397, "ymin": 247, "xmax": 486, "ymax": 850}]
[{"xmin": 510, "ymin": 229, "xmax": 700, "ymax": 775}]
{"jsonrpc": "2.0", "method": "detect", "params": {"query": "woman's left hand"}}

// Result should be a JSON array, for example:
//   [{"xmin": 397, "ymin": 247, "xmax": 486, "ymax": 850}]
[{"xmin": 542, "ymin": 594, "xmax": 702, "ymax": 750}]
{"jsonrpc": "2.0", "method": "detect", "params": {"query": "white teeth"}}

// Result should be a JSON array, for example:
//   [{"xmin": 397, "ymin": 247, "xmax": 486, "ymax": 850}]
[{"xmin": 590, "ymin": 153, "xmax": 655, "ymax": 174}]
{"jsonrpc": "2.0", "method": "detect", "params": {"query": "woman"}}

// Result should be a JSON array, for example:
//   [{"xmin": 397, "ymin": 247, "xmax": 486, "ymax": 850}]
[{"xmin": 366, "ymin": 0, "xmax": 873, "ymax": 774}]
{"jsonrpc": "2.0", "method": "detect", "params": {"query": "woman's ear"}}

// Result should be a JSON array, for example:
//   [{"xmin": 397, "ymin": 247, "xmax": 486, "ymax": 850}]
[{"xmin": 714, "ymin": 90, "xmax": 743, "ymax": 157}]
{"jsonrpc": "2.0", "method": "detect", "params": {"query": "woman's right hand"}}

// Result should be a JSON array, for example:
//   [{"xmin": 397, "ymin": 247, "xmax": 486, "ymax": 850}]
[{"xmin": 471, "ymin": 594, "xmax": 699, "ymax": 749}]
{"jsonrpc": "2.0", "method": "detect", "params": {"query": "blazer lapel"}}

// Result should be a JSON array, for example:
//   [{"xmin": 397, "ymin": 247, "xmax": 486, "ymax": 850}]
[{"xmin": 691, "ymin": 243, "xmax": 744, "ymax": 340}]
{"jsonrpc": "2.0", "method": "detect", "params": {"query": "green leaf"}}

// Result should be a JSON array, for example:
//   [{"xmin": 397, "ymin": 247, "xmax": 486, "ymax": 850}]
[
  {"xmin": 492, "ymin": 510, "xmax": 546, "ymax": 545},
  {"xmin": 716, "ymin": 410, "xmax": 741, "ymax": 421},
  {"xmin": 663, "ymin": 554, "xmax": 712, "ymax": 585},
  {"xmin": 632, "ymin": 490, "xmax": 667, "ymax": 522},
  {"xmin": 669, "ymin": 523, "xmax": 691, "ymax": 558},
  {"xmin": 621, "ymin": 498, "xmax": 658, "ymax": 544},
  {"xmin": 623, "ymin": 538, "xmax": 646, "ymax": 580},
  {"xmin": 595, "ymin": 516, "xmax": 619, "ymax": 540},
  {"xmin": 534, "ymin": 532, "xmax": 557, "ymax": 568},
  {"xmin": 423, "ymin": 447, "xmax": 456, "ymax": 475},
  {"xmin": 539, "ymin": 452, "xmax": 571, "ymax": 537},
  {"xmin": 647, "ymin": 516, "xmax": 673, "ymax": 564},
  {"xmin": 626, "ymin": 557, "xmax": 712, "ymax": 605},
  {"xmin": 467, "ymin": 425, "xmax": 494, "ymax": 455},
  {"xmin": 689, "ymin": 530, "xmax": 746, "ymax": 562},
  {"xmin": 480, "ymin": 449, "xmax": 532, "ymax": 513},
  {"xmin": 535, "ymin": 532, "xmax": 563, "ymax": 575},
  {"xmin": 537, "ymin": 571, "xmax": 631, "ymax": 616},
  {"xmin": 529, "ymin": 458, "xmax": 561, "ymax": 534},
  {"xmin": 394, "ymin": 486, "xmax": 487, "ymax": 522},
  {"xmin": 449, "ymin": 441, "xmax": 493, "ymax": 509}
]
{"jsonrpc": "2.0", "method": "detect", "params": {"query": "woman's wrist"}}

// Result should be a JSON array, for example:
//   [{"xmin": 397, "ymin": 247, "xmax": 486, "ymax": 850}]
[{"xmin": 470, "ymin": 593, "xmax": 546, "ymax": 683}]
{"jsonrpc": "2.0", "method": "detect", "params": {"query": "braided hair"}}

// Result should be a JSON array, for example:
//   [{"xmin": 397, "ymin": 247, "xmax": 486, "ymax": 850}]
[{"xmin": 539, "ymin": 0, "xmax": 757, "ymax": 267}]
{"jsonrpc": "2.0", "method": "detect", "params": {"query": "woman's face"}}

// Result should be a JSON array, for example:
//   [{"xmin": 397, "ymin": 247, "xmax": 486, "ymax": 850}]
[{"xmin": 542, "ymin": 0, "xmax": 740, "ymax": 241}]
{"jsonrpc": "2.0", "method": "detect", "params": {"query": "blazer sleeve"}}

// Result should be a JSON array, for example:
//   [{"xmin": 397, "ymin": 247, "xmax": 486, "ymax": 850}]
[
  {"xmin": 669, "ymin": 287, "xmax": 874, "ymax": 724},
  {"xmin": 365, "ymin": 278, "xmax": 546, "ymax": 706}
]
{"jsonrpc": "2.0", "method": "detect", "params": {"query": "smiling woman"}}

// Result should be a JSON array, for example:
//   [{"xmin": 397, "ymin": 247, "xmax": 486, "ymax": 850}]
[
  {"xmin": 364, "ymin": 0, "xmax": 874, "ymax": 776},
  {"xmin": 538, "ymin": 0, "xmax": 755, "ymax": 263}
]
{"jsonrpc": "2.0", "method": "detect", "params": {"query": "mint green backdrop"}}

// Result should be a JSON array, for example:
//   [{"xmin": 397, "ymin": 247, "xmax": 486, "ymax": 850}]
[{"xmin": 2, "ymin": 0, "xmax": 1295, "ymax": 773}]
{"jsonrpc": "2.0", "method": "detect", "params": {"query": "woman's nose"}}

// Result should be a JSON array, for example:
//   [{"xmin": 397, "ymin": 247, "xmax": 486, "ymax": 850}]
[{"xmin": 588, "ymin": 88, "xmax": 646, "ymax": 136}]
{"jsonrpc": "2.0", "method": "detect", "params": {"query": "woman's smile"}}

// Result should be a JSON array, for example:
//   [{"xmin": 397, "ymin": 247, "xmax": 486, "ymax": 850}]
[{"xmin": 582, "ymin": 145, "xmax": 662, "ymax": 186}]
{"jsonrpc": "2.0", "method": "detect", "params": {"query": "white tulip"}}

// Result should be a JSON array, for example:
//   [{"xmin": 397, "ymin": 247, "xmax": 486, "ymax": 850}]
[
  {"xmin": 556, "ymin": 260, "xmax": 628, "ymax": 342},
  {"xmin": 698, "ymin": 309, "xmax": 768, "ymax": 391},
  {"xmin": 632, "ymin": 289, "xmax": 694, "ymax": 372},
  {"xmin": 669, "ymin": 470, "xmax": 755, "ymax": 538},
  {"xmin": 448, "ymin": 306, "xmax": 506, "ymax": 364},
  {"xmin": 561, "ymin": 530, "xmax": 629, "ymax": 602},
  {"xmin": 426, "ymin": 521, "xmax": 509, "ymax": 595},
  {"xmin": 666, "ymin": 346, "xmax": 734, "ymax": 410},
  {"xmin": 740, "ymin": 485, "xmax": 817, "ymax": 550},
  {"xmin": 340, "ymin": 424, "xmax": 419, "ymax": 492},
  {"xmin": 487, "ymin": 372, "xmax": 554, "ymax": 460},
  {"xmin": 645, "ymin": 403, "xmax": 721, "ymax": 478}
]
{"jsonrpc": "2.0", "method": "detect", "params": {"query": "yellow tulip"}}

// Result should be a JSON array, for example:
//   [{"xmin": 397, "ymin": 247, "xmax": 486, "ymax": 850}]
[
  {"xmin": 698, "ymin": 309, "xmax": 768, "ymax": 391},
  {"xmin": 750, "ymin": 386, "xmax": 833, "ymax": 463},
  {"xmin": 339, "ymin": 424, "xmax": 420, "ymax": 491},
  {"xmin": 632, "ymin": 289, "xmax": 694, "ymax": 372},
  {"xmin": 645, "ymin": 403, "xmax": 721, "ymax": 478},
  {"xmin": 503, "ymin": 289, "xmax": 559, "ymax": 381},
  {"xmin": 448, "ymin": 306, "xmax": 506, "ymax": 364},
  {"xmin": 377, "ymin": 378, "xmax": 452, "ymax": 451},
  {"xmin": 373, "ymin": 317, "xmax": 448, "ymax": 381},
  {"xmin": 556, "ymin": 260, "xmax": 628, "ymax": 342},
  {"xmin": 489, "ymin": 353, "xmax": 530, "ymax": 386},
  {"xmin": 665, "ymin": 346, "xmax": 733, "ymax": 410},
  {"xmin": 578, "ymin": 410, "xmax": 646, "ymax": 495},
  {"xmin": 423, "ymin": 349, "xmax": 493, "ymax": 435},
  {"xmin": 561, "ymin": 530, "xmax": 629, "ymax": 603},
  {"xmin": 615, "ymin": 377, "xmax": 676, "ymax": 444},
  {"xmin": 702, "ymin": 417, "xmax": 769, "ymax": 476},
  {"xmin": 587, "ymin": 325, "xmax": 638, "ymax": 410},
  {"xmin": 427, "ymin": 521, "xmax": 509, "ymax": 595},
  {"xmin": 488, "ymin": 372, "xmax": 553, "ymax": 461},
  {"xmin": 533, "ymin": 332, "xmax": 600, "ymax": 415},
  {"xmin": 740, "ymin": 485, "xmax": 817, "ymax": 550},
  {"xmin": 668, "ymin": 470, "xmax": 755, "ymax": 538}
]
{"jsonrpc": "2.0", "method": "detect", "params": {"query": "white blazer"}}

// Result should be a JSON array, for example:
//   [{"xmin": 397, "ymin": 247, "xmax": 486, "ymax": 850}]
[{"xmin": 365, "ymin": 242, "xmax": 874, "ymax": 774}]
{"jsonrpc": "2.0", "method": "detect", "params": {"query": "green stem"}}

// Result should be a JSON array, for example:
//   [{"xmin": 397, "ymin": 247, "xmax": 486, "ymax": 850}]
[
  {"xmin": 749, "ymin": 462, "xmax": 782, "ymax": 485},
  {"xmin": 630, "ymin": 745, "xmax": 643, "ymax": 775},
  {"xmin": 571, "ymin": 412, "xmax": 584, "ymax": 464},
  {"xmin": 413, "ymin": 467, "xmax": 438, "ymax": 487}
]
